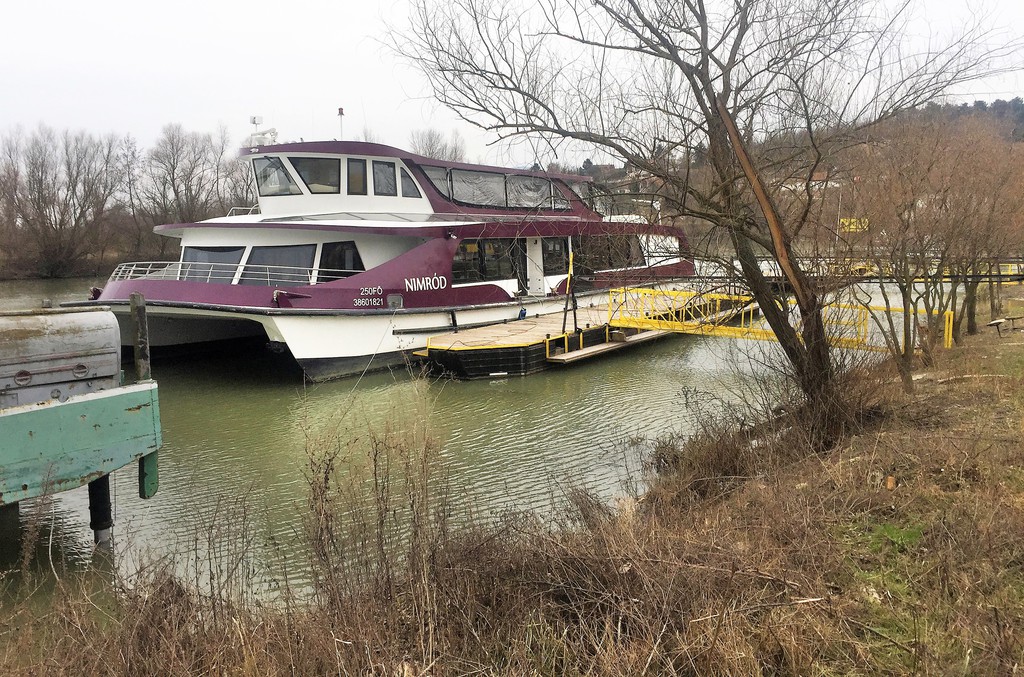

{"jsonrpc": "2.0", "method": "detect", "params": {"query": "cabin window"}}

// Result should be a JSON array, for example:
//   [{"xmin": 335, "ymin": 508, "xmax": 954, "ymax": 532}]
[
  {"xmin": 542, "ymin": 238, "xmax": 569, "ymax": 275},
  {"xmin": 451, "ymin": 170, "xmax": 506, "ymax": 207},
  {"xmin": 318, "ymin": 241, "xmax": 365, "ymax": 282},
  {"xmin": 419, "ymin": 165, "xmax": 575, "ymax": 210},
  {"xmin": 641, "ymin": 235, "xmax": 686, "ymax": 263},
  {"xmin": 572, "ymin": 234, "xmax": 646, "ymax": 273},
  {"xmin": 238, "ymin": 244, "xmax": 316, "ymax": 286},
  {"xmin": 568, "ymin": 181, "xmax": 592, "ymax": 208},
  {"xmin": 180, "ymin": 246, "xmax": 244, "ymax": 284},
  {"xmin": 452, "ymin": 238, "xmax": 520, "ymax": 283},
  {"xmin": 290, "ymin": 157, "xmax": 340, "ymax": 194},
  {"xmin": 372, "ymin": 161, "xmax": 398, "ymax": 196},
  {"xmin": 507, "ymin": 175, "xmax": 551, "ymax": 209},
  {"xmin": 421, "ymin": 165, "xmax": 450, "ymax": 198},
  {"xmin": 400, "ymin": 168, "xmax": 421, "ymax": 198},
  {"xmin": 347, "ymin": 158, "xmax": 367, "ymax": 195},
  {"xmin": 254, "ymin": 157, "xmax": 302, "ymax": 197},
  {"xmin": 552, "ymin": 183, "xmax": 572, "ymax": 210}
]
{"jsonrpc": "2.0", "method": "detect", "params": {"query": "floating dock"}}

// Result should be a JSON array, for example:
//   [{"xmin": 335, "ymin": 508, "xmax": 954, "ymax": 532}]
[
  {"xmin": 419, "ymin": 303, "xmax": 671, "ymax": 379},
  {"xmin": 418, "ymin": 289, "xmax": 754, "ymax": 379}
]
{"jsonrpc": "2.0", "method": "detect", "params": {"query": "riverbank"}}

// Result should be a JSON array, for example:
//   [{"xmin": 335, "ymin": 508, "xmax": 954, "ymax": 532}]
[{"xmin": 2, "ymin": 324, "xmax": 1023, "ymax": 674}]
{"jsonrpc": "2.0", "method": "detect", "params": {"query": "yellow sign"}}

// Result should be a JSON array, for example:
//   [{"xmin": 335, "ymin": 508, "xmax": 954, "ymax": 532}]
[{"xmin": 839, "ymin": 218, "xmax": 869, "ymax": 232}]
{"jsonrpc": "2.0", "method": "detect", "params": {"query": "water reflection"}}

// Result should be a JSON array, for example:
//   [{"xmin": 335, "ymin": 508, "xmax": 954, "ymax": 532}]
[{"xmin": 0, "ymin": 276, "xmax": 102, "ymax": 310}]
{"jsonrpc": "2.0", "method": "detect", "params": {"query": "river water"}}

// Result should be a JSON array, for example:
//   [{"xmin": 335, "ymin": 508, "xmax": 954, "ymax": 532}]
[{"xmin": 0, "ymin": 277, "xmax": 764, "ymax": 590}]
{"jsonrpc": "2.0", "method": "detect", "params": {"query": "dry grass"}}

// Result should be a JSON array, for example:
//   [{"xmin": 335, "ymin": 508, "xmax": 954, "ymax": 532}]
[{"xmin": 3, "ymin": 329, "xmax": 1024, "ymax": 675}]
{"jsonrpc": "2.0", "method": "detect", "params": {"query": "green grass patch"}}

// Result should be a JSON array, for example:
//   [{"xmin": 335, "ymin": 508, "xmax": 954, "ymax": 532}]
[{"xmin": 869, "ymin": 522, "xmax": 924, "ymax": 554}]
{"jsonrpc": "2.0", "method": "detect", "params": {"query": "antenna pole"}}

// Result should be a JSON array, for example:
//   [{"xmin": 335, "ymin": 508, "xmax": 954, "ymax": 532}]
[
  {"xmin": 249, "ymin": 115, "xmax": 263, "ymax": 144},
  {"xmin": 338, "ymin": 107, "xmax": 345, "ymax": 140}
]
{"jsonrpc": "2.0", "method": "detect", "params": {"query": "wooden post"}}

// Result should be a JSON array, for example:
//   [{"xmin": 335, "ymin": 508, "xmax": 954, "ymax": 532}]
[
  {"xmin": 129, "ymin": 292, "xmax": 159, "ymax": 499},
  {"xmin": 129, "ymin": 292, "xmax": 151, "ymax": 382}
]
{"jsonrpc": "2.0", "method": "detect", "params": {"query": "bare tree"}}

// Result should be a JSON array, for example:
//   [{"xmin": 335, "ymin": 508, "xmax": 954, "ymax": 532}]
[
  {"xmin": 397, "ymin": 0, "xmax": 1017, "ymax": 441},
  {"xmin": 852, "ymin": 114, "xmax": 1023, "ymax": 391},
  {"xmin": 409, "ymin": 128, "xmax": 467, "ymax": 161},
  {"xmin": 141, "ymin": 124, "xmax": 228, "ymax": 223},
  {"xmin": 119, "ymin": 134, "xmax": 164, "ymax": 258},
  {"xmin": 220, "ymin": 155, "xmax": 257, "ymax": 214},
  {"xmin": 851, "ymin": 119, "xmax": 958, "ymax": 389},
  {"xmin": 124, "ymin": 124, "xmax": 248, "ymax": 259},
  {"xmin": 0, "ymin": 178, "xmax": 17, "ymax": 276},
  {"xmin": 938, "ymin": 119, "xmax": 1022, "ymax": 336},
  {"xmin": 0, "ymin": 126, "xmax": 123, "ymax": 277}
]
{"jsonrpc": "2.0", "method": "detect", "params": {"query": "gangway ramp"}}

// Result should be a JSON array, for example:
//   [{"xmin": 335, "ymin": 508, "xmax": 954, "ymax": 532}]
[
  {"xmin": 607, "ymin": 287, "xmax": 953, "ymax": 352},
  {"xmin": 608, "ymin": 287, "xmax": 766, "ymax": 338},
  {"xmin": 544, "ymin": 328, "xmax": 671, "ymax": 364}
]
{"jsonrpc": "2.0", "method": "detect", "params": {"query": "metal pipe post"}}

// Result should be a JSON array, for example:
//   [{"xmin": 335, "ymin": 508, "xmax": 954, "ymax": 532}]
[{"xmin": 87, "ymin": 474, "xmax": 113, "ymax": 546}]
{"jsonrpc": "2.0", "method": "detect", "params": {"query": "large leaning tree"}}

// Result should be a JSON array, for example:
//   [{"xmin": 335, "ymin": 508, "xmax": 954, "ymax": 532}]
[{"xmin": 396, "ymin": 0, "xmax": 1016, "ymax": 441}]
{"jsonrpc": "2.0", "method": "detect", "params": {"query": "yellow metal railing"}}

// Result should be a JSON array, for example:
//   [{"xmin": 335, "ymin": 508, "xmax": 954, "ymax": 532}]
[
  {"xmin": 608, "ymin": 288, "xmax": 955, "ymax": 353},
  {"xmin": 607, "ymin": 288, "xmax": 763, "ymax": 335},
  {"xmin": 543, "ymin": 333, "xmax": 568, "ymax": 359},
  {"xmin": 859, "ymin": 305, "xmax": 955, "ymax": 351}
]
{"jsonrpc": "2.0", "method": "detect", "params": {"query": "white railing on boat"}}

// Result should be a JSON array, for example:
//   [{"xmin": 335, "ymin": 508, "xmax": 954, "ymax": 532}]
[
  {"xmin": 109, "ymin": 261, "xmax": 361, "ymax": 286},
  {"xmin": 226, "ymin": 204, "xmax": 260, "ymax": 216}
]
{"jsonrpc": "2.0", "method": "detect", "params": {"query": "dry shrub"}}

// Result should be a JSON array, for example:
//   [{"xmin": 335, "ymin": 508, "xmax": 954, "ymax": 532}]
[{"xmin": 4, "ymin": 334, "xmax": 1024, "ymax": 675}]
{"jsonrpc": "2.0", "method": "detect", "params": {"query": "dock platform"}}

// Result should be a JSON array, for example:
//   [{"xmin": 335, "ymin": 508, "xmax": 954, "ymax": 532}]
[
  {"xmin": 417, "ymin": 288, "xmax": 756, "ymax": 379},
  {"xmin": 420, "ymin": 303, "xmax": 673, "ymax": 379}
]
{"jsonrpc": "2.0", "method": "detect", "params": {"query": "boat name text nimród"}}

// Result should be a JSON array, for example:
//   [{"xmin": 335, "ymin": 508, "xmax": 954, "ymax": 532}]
[{"xmin": 404, "ymin": 275, "xmax": 449, "ymax": 292}]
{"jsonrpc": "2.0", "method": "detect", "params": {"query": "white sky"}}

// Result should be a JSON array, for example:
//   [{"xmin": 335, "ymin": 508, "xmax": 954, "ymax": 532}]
[{"xmin": 2, "ymin": 0, "xmax": 1021, "ymax": 168}]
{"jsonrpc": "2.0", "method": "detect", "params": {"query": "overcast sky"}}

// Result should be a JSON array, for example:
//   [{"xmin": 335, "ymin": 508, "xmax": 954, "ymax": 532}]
[{"xmin": 2, "ymin": 0, "xmax": 1021, "ymax": 168}]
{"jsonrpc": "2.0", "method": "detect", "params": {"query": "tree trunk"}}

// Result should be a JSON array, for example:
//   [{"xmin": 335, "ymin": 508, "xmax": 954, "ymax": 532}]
[
  {"xmin": 731, "ymin": 232, "xmax": 846, "ymax": 446},
  {"xmin": 988, "ymin": 264, "xmax": 1000, "ymax": 320},
  {"xmin": 732, "ymin": 232, "xmax": 807, "ymax": 374},
  {"xmin": 965, "ymin": 280, "xmax": 979, "ymax": 334},
  {"xmin": 950, "ymin": 277, "xmax": 962, "ymax": 345},
  {"xmin": 896, "ymin": 359, "xmax": 915, "ymax": 394},
  {"xmin": 711, "ymin": 97, "xmax": 845, "ymax": 446},
  {"xmin": 994, "ymin": 256, "xmax": 1004, "ymax": 318}
]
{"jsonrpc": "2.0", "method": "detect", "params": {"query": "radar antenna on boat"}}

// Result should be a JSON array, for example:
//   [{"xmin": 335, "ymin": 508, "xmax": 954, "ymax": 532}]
[{"xmin": 246, "ymin": 115, "xmax": 278, "ymax": 146}]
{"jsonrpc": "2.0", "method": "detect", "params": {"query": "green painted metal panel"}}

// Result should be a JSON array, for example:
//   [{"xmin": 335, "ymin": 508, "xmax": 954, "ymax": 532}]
[
  {"xmin": 0, "ymin": 382, "xmax": 161, "ymax": 506},
  {"xmin": 138, "ymin": 451, "xmax": 159, "ymax": 499}
]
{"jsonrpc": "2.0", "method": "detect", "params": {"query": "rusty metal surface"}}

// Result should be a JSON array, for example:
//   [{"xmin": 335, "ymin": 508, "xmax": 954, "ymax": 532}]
[{"xmin": 0, "ymin": 309, "xmax": 120, "ymax": 405}]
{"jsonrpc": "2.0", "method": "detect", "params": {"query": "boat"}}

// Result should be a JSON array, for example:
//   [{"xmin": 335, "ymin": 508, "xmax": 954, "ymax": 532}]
[{"xmin": 78, "ymin": 140, "xmax": 694, "ymax": 381}]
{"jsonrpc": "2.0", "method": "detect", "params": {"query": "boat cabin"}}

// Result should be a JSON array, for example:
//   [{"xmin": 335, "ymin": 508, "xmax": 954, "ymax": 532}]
[{"xmin": 105, "ymin": 141, "xmax": 688, "ymax": 310}]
